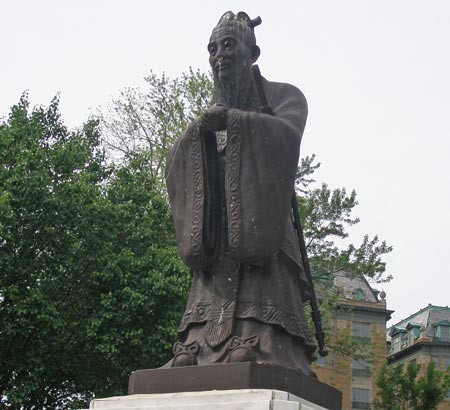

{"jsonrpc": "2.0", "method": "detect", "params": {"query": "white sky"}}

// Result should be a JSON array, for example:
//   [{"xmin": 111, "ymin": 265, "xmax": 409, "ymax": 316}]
[{"xmin": 1, "ymin": 0, "xmax": 449, "ymax": 325}]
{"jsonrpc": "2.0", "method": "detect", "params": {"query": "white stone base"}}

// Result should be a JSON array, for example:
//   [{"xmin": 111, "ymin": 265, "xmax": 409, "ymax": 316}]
[{"xmin": 88, "ymin": 389, "xmax": 331, "ymax": 410}]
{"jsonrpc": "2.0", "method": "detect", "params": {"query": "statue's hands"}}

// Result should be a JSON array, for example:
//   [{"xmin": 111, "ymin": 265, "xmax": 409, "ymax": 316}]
[{"xmin": 200, "ymin": 104, "xmax": 229, "ymax": 132}]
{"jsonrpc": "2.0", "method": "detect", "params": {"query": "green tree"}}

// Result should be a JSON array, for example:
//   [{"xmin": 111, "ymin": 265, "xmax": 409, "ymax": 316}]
[
  {"xmin": 0, "ymin": 94, "xmax": 110, "ymax": 408},
  {"xmin": 0, "ymin": 96, "xmax": 189, "ymax": 408},
  {"xmin": 296, "ymin": 155, "xmax": 392, "ymax": 361},
  {"xmin": 374, "ymin": 361, "xmax": 450, "ymax": 410},
  {"xmin": 297, "ymin": 155, "xmax": 392, "ymax": 284},
  {"xmin": 98, "ymin": 68, "xmax": 213, "ymax": 192}
]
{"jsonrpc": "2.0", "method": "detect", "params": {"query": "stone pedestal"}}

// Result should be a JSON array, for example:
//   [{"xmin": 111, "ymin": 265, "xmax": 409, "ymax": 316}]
[
  {"xmin": 89, "ymin": 389, "xmax": 331, "ymax": 409},
  {"xmin": 128, "ymin": 362, "xmax": 341, "ymax": 410},
  {"xmin": 89, "ymin": 363, "xmax": 341, "ymax": 410}
]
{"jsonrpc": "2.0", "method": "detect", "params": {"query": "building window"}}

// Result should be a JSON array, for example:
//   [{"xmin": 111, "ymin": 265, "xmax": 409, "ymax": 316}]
[
  {"xmin": 352, "ymin": 322, "xmax": 371, "ymax": 344},
  {"xmin": 352, "ymin": 358, "xmax": 371, "ymax": 377},
  {"xmin": 408, "ymin": 326, "xmax": 420, "ymax": 346},
  {"xmin": 445, "ymin": 389, "xmax": 450, "ymax": 402},
  {"xmin": 353, "ymin": 288, "xmax": 366, "ymax": 301},
  {"xmin": 436, "ymin": 325, "xmax": 450, "ymax": 341},
  {"xmin": 392, "ymin": 335, "xmax": 400, "ymax": 353},
  {"xmin": 391, "ymin": 330, "xmax": 407, "ymax": 353},
  {"xmin": 432, "ymin": 357, "xmax": 439, "ymax": 368},
  {"xmin": 443, "ymin": 356, "xmax": 450, "ymax": 370},
  {"xmin": 315, "ymin": 355, "xmax": 327, "ymax": 367},
  {"xmin": 331, "ymin": 320, "xmax": 336, "ymax": 336},
  {"xmin": 445, "ymin": 391, "xmax": 450, "ymax": 402},
  {"xmin": 352, "ymin": 388, "xmax": 371, "ymax": 409},
  {"xmin": 408, "ymin": 330, "xmax": 414, "ymax": 346},
  {"xmin": 315, "ymin": 352, "xmax": 335, "ymax": 368}
]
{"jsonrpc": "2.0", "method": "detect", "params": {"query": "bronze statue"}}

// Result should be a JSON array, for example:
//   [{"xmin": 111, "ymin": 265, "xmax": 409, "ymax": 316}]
[{"xmin": 165, "ymin": 11, "xmax": 318, "ymax": 376}]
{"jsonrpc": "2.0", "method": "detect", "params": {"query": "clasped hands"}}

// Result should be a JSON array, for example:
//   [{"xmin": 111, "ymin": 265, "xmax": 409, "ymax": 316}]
[{"xmin": 199, "ymin": 104, "xmax": 228, "ymax": 132}]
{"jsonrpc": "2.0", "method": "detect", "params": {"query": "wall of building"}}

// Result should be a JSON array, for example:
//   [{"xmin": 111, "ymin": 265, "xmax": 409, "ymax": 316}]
[{"xmin": 314, "ymin": 301, "xmax": 391, "ymax": 410}]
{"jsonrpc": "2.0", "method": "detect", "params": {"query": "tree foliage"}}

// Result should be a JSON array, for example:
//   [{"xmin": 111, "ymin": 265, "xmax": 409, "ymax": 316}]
[
  {"xmin": 296, "ymin": 154, "xmax": 392, "ymax": 361},
  {"xmin": 99, "ymin": 68, "xmax": 213, "ymax": 192},
  {"xmin": 373, "ymin": 361, "xmax": 450, "ymax": 410},
  {"xmin": 0, "ymin": 96, "xmax": 189, "ymax": 408},
  {"xmin": 297, "ymin": 155, "xmax": 393, "ymax": 284}
]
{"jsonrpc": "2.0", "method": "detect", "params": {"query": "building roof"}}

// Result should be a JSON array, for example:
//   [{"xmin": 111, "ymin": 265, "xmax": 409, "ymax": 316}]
[
  {"xmin": 333, "ymin": 272, "xmax": 380, "ymax": 303},
  {"xmin": 387, "ymin": 304, "xmax": 450, "ymax": 340}
]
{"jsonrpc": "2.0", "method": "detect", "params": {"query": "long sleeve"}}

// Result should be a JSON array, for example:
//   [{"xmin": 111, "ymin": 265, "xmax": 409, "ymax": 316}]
[{"xmin": 165, "ymin": 80, "xmax": 308, "ymax": 268}]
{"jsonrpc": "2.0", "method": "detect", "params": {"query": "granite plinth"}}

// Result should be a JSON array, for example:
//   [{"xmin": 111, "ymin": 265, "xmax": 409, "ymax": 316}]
[
  {"xmin": 89, "ymin": 389, "xmax": 331, "ymax": 409},
  {"xmin": 128, "ymin": 363, "xmax": 341, "ymax": 410}
]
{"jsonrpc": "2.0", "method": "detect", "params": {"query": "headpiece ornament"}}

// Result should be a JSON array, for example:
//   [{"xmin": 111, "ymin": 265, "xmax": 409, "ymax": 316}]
[{"xmin": 211, "ymin": 11, "xmax": 261, "ymax": 48}]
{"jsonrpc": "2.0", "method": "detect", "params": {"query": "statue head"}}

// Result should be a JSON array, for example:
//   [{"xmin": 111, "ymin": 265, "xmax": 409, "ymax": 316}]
[
  {"xmin": 208, "ymin": 11, "xmax": 261, "ymax": 80},
  {"xmin": 208, "ymin": 11, "xmax": 262, "ymax": 107}
]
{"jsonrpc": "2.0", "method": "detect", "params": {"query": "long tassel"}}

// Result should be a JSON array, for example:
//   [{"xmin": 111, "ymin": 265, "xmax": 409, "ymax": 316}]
[{"xmin": 205, "ymin": 317, "xmax": 234, "ymax": 348}]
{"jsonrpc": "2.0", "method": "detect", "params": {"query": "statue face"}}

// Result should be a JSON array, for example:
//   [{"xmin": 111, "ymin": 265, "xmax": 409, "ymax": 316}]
[{"xmin": 208, "ymin": 26, "xmax": 254, "ymax": 82}]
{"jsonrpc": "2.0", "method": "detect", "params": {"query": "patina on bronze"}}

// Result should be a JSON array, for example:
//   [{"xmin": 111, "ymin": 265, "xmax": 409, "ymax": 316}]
[{"xmin": 164, "ymin": 11, "xmax": 319, "ymax": 376}]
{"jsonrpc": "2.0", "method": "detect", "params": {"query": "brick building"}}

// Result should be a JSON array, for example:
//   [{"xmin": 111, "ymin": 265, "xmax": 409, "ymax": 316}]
[
  {"xmin": 314, "ymin": 273, "xmax": 393, "ymax": 410},
  {"xmin": 387, "ymin": 304, "xmax": 450, "ymax": 410}
]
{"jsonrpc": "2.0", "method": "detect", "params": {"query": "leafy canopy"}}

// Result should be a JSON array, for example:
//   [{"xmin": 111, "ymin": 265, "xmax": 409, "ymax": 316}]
[
  {"xmin": 0, "ymin": 95, "xmax": 189, "ymax": 409},
  {"xmin": 98, "ymin": 68, "xmax": 213, "ymax": 192},
  {"xmin": 373, "ymin": 361, "xmax": 450, "ymax": 410}
]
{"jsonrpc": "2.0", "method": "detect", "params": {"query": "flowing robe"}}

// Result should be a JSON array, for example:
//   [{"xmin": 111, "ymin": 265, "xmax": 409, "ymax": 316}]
[{"xmin": 165, "ymin": 78, "xmax": 316, "ymax": 363}]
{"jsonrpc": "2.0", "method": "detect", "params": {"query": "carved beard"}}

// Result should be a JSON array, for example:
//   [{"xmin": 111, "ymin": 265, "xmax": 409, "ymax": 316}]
[{"xmin": 213, "ymin": 64, "xmax": 256, "ymax": 110}]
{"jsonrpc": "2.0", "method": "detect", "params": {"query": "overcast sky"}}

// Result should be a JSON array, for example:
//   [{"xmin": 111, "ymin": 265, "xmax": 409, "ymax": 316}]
[{"xmin": 2, "ymin": 0, "xmax": 449, "ymax": 325}]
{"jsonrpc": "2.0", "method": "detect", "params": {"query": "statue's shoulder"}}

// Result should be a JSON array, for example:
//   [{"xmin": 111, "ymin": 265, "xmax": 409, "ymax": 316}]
[{"xmin": 263, "ymin": 78, "xmax": 307, "ymax": 107}]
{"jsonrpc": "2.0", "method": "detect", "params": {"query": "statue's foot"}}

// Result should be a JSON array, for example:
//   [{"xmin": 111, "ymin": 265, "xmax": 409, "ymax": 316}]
[
  {"xmin": 228, "ymin": 335, "xmax": 259, "ymax": 363},
  {"xmin": 172, "ymin": 341, "xmax": 199, "ymax": 367}
]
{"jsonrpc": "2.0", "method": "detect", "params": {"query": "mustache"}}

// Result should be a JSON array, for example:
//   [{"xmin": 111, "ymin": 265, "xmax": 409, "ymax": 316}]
[{"xmin": 214, "ymin": 58, "xmax": 233, "ymax": 72}]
